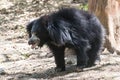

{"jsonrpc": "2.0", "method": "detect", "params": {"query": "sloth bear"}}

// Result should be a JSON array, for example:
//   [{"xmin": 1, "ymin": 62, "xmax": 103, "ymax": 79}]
[{"xmin": 26, "ymin": 8, "xmax": 105, "ymax": 72}]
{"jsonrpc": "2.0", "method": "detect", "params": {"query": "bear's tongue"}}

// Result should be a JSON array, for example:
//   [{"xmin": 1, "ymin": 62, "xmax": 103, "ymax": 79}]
[{"xmin": 31, "ymin": 44, "xmax": 37, "ymax": 49}]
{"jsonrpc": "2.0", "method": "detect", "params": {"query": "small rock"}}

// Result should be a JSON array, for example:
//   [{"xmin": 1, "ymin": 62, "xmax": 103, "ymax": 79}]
[
  {"xmin": 0, "ymin": 68, "xmax": 5, "ymax": 75},
  {"xmin": 39, "ymin": 52, "xmax": 47, "ymax": 57},
  {"xmin": 46, "ymin": 52, "xmax": 53, "ymax": 58},
  {"xmin": 66, "ymin": 60, "xmax": 73, "ymax": 64},
  {"xmin": 65, "ymin": 55, "xmax": 76, "ymax": 65},
  {"xmin": 28, "ymin": 54, "xmax": 39, "ymax": 59},
  {"xmin": 6, "ymin": 76, "xmax": 14, "ymax": 80},
  {"xmin": 0, "ymin": 54, "xmax": 8, "ymax": 63},
  {"xmin": 7, "ymin": 54, "xmax": 23, "ymax": 61}
]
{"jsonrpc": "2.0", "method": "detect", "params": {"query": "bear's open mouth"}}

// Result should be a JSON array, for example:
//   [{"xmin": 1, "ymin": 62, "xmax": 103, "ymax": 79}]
[
  {"xmin": 31, "ymin": 43, "xmax": 38, "ymax": 49},
  {"xmin": 28, "ymin": 33, "xmax": 40, "ymax": 49}
]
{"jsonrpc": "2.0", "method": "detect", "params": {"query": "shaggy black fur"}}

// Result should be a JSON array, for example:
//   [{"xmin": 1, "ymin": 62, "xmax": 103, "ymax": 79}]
[{"xmin": 27, "ymin": 8, "xmax": 105, "ymax": 72}]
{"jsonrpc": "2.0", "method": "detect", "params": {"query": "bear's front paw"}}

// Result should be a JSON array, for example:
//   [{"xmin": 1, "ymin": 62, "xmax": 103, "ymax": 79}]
[{"xmin": 55, "ymin": 67, "xmax": 65, "ymax": 72}]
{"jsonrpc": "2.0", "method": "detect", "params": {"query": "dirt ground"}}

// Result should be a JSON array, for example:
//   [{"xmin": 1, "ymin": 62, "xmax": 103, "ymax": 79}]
[{"xmin": 0, "ymin": 0, "xmax": 120, "ymax": 80}]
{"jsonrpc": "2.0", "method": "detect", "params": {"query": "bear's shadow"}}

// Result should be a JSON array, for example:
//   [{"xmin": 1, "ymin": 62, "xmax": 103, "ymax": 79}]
[
  {"xmin": 7, "ymin": 62, "xmax": 117, "ymax": 79},
  {"xmin": 31, "ymin": 65, "xmax": 77, "ymax": 79},
  {"xmin": 28, "ymin": 63, "xmax": 114, "ymax": 79}
]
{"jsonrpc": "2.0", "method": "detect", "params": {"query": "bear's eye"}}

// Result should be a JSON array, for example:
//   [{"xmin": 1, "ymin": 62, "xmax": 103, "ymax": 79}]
[{"xmin": 35, "ymin": 33, "xmax": 39, "ymax": 37}]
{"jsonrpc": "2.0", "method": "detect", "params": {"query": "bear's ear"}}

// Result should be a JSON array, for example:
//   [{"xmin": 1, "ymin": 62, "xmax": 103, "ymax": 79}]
[
  {"xmin": 26, "ymin": 20, "xmax": 34, "ymax": 33},
  {"xmin": 26, "ymin": 20, "xmax": 35, "ymax": 37}
]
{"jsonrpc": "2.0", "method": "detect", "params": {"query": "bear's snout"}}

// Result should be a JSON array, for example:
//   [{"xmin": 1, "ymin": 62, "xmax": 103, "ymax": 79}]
[
  {"xmin": 28, "ymin": 33, "xmax": 40, "ymax": 49},
  {"xmin": 28, "ymin": 39, "xmax": 38, "ymax": 45}
]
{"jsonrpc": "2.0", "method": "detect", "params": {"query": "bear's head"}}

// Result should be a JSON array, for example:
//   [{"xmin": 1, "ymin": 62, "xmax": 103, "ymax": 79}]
[{"xmin": 26, "ymin": 15, "xmax": 50, "ymax": 49}]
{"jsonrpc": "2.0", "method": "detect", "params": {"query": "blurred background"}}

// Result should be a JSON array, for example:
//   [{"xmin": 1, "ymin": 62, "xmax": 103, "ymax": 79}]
[{"xmin": 0, "ymin": 0, "xmax": 120, "ymax": 80}]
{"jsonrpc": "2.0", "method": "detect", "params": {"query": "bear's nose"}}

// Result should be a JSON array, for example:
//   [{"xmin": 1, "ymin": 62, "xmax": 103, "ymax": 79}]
[
  {"xmin": 28, "ymin": 38, "xmax": 40, "ymax": 45},
  {"xmin": 28, "ymin": 39, "xmax": 36, "ymax": 45}
]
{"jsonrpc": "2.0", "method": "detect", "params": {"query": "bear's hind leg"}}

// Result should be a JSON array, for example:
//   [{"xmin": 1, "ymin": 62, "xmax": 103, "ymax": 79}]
[
  {"xmin": 87, "ymin": 41, "xmax": 102, "ymax": 67},
  {"xmin": 74, "ymin": 40, "xmax": 89, "ymax": 71}
]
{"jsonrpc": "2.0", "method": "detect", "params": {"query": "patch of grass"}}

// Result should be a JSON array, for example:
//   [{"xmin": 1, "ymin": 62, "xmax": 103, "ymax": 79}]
[
  {"xmin": 22, "ymin": 53, "xmax": 30, "ymax": 59},
  {"xmin": 79, "ymin": 4, "xmax": 88, "ymax": 11}
]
